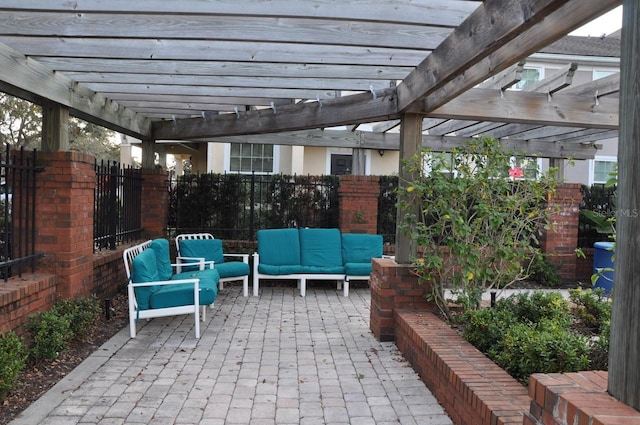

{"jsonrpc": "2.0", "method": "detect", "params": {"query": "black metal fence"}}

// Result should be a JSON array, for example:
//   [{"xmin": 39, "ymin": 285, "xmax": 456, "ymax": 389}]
[
  {"xmin": 0, "ymin": 144, "xmax": 43, "ymax": 280},
  {"xmin": 378, "ymin": 175, "xmax": 398, "ymax": 244},
  {"xmin": 578, "ymin": 184, "xmax": 616, "ymax": 248},
  {"xmin": 94, "ymin": 161, "xmax": 143, "ymax": 250},
  {"xmin": 168, "ymin": 173, "xmax": 340, "ymax": 240}
]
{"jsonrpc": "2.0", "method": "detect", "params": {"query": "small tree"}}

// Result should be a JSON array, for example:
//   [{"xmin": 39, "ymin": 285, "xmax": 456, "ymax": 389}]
[{"xmin": 397, "ymin": 138, "xmax": 556, "ymax": 320}]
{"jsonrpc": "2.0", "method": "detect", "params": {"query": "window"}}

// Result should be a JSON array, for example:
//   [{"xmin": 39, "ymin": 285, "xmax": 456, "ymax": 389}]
[
  {"xmin": 514, "ymin": 67, "xmax": 542, "ymax": 90},
  {"xmin": 512, "ymin": 157, "xmax": 541, "ymax": 180},
  {"xmin": 591, "ymin": 157, "xmax": 617, "ymax": 185},
  {"xmin": 229, "ymin": 143, "xmax": 274, "ymax": 173}
]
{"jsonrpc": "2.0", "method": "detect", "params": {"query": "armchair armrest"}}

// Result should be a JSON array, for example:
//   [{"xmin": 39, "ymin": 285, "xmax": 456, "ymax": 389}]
[{"xmin": 176, "ymin": 256, "xmax": 214, "ymax": 273}]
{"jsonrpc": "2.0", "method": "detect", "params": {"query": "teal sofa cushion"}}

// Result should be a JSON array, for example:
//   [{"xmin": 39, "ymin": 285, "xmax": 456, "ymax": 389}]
[
  {"xmin": 257, "ymin": 229, "xmax": 301, "ymax": 266},
  {"xmin": 341, "ymin": 233, "xmax": 383, "ymax": 264},
  {"xmin": 149, "ymin": 283, "xmax": 217, "ymax": 309},
  {"xmin": 258, "ymin": 264, "xmax": 304, "ymax": 275},
  {"xmin": 301, "ymin": 265, "xmax": 344, "ymax": 274},
  {"xmin": 216, "ymin": 261, "xmax": 250, "ymax": 279},
  {"xmin": 179, "ymin": 238, "xmax": 225, "ymax": 265},
  {"xmin": 299, "ymin": 228, "xmax": 343, "ymax": 268},
  {"xmin": 150, "ymin": 239, "xmax": 173, "ymax": 281},
  {"xmin": 344, "ymin": 262, "xmax": 373, "ymax": 277},
  {"xmin": 130, "ymin": 248, "xmax": 160, "ymax": 310}
]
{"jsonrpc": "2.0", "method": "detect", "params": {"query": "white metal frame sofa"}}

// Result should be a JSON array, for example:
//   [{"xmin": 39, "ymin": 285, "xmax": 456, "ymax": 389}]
[
  {"xmin": 252, "ymin": 228, "xmax": 383, "ymax": 297},
  {"xmin": 123, "ymin": 239, "xmax": 220, "ymax": 338},
  {"xmin": 175, "ymin": 233, "xmax": 251, "ymax": 296}
]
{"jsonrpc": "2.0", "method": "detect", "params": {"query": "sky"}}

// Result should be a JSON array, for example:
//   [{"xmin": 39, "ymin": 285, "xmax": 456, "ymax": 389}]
[{"xmin": 570, "ymin": 6, "xmax": 623, "ymax": 37}]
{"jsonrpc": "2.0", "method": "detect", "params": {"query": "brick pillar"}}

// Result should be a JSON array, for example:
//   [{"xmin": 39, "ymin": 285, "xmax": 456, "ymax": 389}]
[
  {"xmin": 338, "ymin": 175, "xmax": 379, "ymax": 234},
  {"xmin": 35, "ymin": 151, "xmax": 95, "ymax": 299},
  {"xmin": 369, "ymin": 257, "xmax": 435, "ymax": 341},
  {"xmin": 140, "ymin": 168, "xmax": 169, "ymax": 240},
  {"xmin": 540, "ymin": 183, "xmax": 582, "ymax": 283}
]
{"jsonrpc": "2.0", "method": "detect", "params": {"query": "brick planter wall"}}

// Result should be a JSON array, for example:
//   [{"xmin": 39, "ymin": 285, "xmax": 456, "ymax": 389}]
[
  {"xmin": 369, "ymin": 257, "xmax": 435, "ymax": 341},
  {"xmin": 395, "ymin": 310, "xmax": 530, "ymax": 425},
  {"xmin": 526, "ymin": 372, "xmax": 640, "ymax": 425}
]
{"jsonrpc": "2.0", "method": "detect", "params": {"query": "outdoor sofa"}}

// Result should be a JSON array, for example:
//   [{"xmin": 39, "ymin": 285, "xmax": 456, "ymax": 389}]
[
  {"xmin": 123, "ymin": 238, "xmax": 220, "ymax": 338},
  {"xmin": 252, "ymin": 228, "xmax": 383, "ymax": 297}
]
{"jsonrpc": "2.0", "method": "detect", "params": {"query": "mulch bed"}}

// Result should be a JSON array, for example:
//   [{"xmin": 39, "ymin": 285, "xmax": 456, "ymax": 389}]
[{"xmin": 0, "ymin": 292, "xmax": 129, "ymax": 425}]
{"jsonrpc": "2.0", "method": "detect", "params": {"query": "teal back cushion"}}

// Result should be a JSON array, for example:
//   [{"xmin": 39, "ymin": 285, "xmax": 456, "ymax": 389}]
[
  {"xmin": 150, "ymin": 239, "xmax": 173, "ymax": 281},
  {"xmin": 341, "ymin": 233, "xmax": 383, "ymax": 263},
  {"xmin": 131, "ymin": 248, "xmax": 160, "ymax": 310},
  {"xmin": 257, "ymin": 229, "xmax": 301, "ymax": 266},
  {"xmin": 179, "ymin": 238, "xmax": 225, "ymax": 264},
  {"xmin": 299, "ymin": 228, "xmax": 343, "ymax": 267}
]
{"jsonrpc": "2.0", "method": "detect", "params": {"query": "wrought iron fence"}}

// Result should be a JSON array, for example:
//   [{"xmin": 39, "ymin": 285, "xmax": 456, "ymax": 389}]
[
  {"xmin": 578, "ymin": 184, "xmax": 616, "ymax": 248},
  {"xmin": 378, "ymin": 175, "xmax": 398, "ymax": 244},
  {"xmin": 168, "ymin": 173, "xmax": 340, "ymax": 240},
  {"xmin": 94, "ymin": 161, "xmax": 143, "ymax": 250},
  {"xmin": 0, "ymin": 144, "xmax": 44, "ymax": 280}
]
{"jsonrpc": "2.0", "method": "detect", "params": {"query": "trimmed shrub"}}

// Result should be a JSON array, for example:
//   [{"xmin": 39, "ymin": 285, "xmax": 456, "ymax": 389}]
[
  {"xmin": 26, "ymin": 311, "xmax": 74, "ymax": 360},
  {"xmin": 50, "ymin": 295, "xmax": 101, "ymax": 339},
  {"xmin": 493, "ymin": 319, "xmax": 590, "ymax": 385},
  {"xmin": 0, "ymin": 331, "xmax": 28, "ymax": 397},
  {"xmin": 460, "ymin": 308, "xmax": 516, "ymax": 354},
  {"xmin": 496, "ymin": 291, "xmax": 571, "ymax": 328}
]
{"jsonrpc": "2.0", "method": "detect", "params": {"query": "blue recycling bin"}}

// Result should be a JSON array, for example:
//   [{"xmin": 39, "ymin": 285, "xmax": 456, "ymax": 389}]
[{"xmin": 593, "ymin": 241, "xmax": 614, "ymax": 294}]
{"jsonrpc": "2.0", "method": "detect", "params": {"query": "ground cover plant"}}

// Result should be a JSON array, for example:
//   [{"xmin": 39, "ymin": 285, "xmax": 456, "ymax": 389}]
[{"xmin": 457, "ymin": 289, "xmax": 611, "ymax": 385}]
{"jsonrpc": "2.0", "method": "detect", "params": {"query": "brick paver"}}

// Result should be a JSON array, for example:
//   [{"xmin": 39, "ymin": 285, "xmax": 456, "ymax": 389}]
[{"xmin": 10, "ymin": 286, "xmax": 452, "ymax": 425}]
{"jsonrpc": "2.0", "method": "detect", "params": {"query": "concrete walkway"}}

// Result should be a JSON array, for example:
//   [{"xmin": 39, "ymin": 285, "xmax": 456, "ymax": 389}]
[{"xmin": 11, "ymin": 285, "xmax": 452, "ymax": 425}]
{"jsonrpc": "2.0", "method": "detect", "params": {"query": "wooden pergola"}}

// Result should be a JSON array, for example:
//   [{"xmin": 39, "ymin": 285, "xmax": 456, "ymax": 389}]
[{"xmin": 0, "ymin": 0, "xmax": 638, "ymax": 410}]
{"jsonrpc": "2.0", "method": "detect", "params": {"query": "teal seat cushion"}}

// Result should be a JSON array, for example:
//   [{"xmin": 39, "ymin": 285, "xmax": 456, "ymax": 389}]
[
  {"xmin": 216, "ymin": 261, "xmax": 250, "ymax": 279},
  {"xmin": 150, "ymin": 239, "xmax": 173, "ymax": 281},
  {"xmin": 301, "ymin": 265, "xmax": 344, "ymax": 274},
  {"xmin": 344, "ymin": 262, "xmax": 372, "ymax": 277},
  {"xmin": 257, "ymin": 229, "xmax": 301, "ymax": 266},
  {"xmin": 130, "ymin": 248, "xmax": 160, "ymax": 310},
  {"xmin": 179, "ymin": 238, "xmax": 225, "ymax": 265},
  {"xmin": 341, "ymin": 234, "xmax": 383, "ymax": 264},
  {"xmin": 149, "ymin": 283, "xmax": 217, "ymax": 309},
  {"xmin": 258, "ymin": 264, "xmax": 304, "ymax": 275},
  {"xmin": 299, "ymin": 228, "xmax": 343, "ymax": 268}
]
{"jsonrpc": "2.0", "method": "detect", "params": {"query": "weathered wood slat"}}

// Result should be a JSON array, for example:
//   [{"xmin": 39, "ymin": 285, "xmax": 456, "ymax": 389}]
[
  {"xmin": 3, "ymin": 0, "xmax": 480, "ymax": 27},
  {"xmin": 0, "ymin": 12, "xmax": 450, "ymax": 50}
]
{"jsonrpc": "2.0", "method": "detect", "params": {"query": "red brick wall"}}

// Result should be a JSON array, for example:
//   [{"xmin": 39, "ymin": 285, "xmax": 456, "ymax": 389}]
[
  {"xmin": 0, "ymin": 274, "xmax": 56, "ymax": 336},
  {"xmin": 338, "ymin": 175, "xmax": 379, "ymax": 234},
  {"xmin": 526, "ymin": 372, "xmax": 640, "ymax": 425},
  {"xmin": 395, "ymin": 311, "xmax": 530, "ymax": 425},
  {"xmin": 369, "ymin": 258, "xmax": 434, "ymax": 341},
  {"xmin": 540, "ymin": 183, "xmax": 582, "ymax": 283}
]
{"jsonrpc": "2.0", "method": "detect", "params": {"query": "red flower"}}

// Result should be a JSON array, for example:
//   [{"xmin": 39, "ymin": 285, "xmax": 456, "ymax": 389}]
[{"xmin": 509, "ymin": 167, "xmax": 524, "ymax": 179}]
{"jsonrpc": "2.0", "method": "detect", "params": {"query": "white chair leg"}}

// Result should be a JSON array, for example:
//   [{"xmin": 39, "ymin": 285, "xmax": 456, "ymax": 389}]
[
  {"xmin": 300, "ymin": 278, "xmax": 306, "ymax": 297},
  {"xmin": 201, "ymin": 305, "xmax": 206, "ymax": 321},
  {"xmin": 243, "ymin": 276, "xmax": 249, "ymax": 297},
  {"xmin": 253, "ymin": 277, "xmax": 259, "ymax": 296},
  {"xmin": 344, "ymin": 280, "xmax": 349, "ymax": 297}
]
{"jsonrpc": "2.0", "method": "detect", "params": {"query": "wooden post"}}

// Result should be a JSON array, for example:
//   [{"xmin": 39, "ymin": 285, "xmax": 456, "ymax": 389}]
[
  {"xmin": 395, "ymin": 113, "xmax": 422, "ymax": 264},
  {"xmin": 41, "ymin": 100, "xmax": 69, "ymax": 152},
  {"xmin": 608, "ymin": 0, "xmax": 640, "ymax": 410},
  {"xmin": 141, "ymin": 138, "xmax": 155, "ymax": 169}
]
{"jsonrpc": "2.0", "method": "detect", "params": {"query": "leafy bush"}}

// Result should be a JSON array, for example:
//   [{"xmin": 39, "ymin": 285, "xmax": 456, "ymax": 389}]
[
  {"xmin": 26, "ymin": 311, "xmax": 74, "ymax": 360},
  {"xmin": 496, "ymin": 291, "xmax": 571, "ymax": 328},
  {"xmin": 0, "ymin": 331, "xmax": 28, "ymax": 396},
  {"xmin": 460, "ymin": 308, "xmax": 516, "ymax": 354},
  {"xmin": 398, "ymin": 138, "xmax": 556, "ymax": 319},
  {"xmin": 50, "ymin": 295, "xmax": 101, "ymax": 339},
  {"xmin": 459, "ymin": 291, "xmax": 596, "ymax": 385},
  {"xmin": 493, "ymin": 319, "xmax": 590, "ymax": 385},
  {"xmin": 529, "ymin": 254, "xmax": 561, "ymax": 287},
  {"xmin": 569, "ymin": 288, "xmax": 612, "ymax": 331}
]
